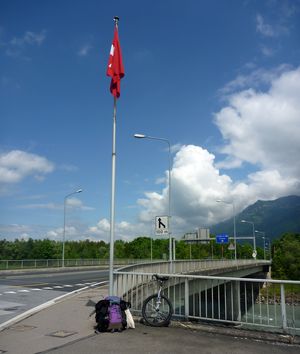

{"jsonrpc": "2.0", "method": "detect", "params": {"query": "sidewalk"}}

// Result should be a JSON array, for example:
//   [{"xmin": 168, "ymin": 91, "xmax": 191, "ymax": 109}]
[{"xmin": 0, "ymin": 284, "xmax": 299, "ymax": 354}]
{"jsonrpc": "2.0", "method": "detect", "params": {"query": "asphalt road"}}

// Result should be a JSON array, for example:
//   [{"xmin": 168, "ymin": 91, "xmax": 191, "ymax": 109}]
[{"xmin": 0, "ymin": 268, "xmax": 108, "ymax": 325}]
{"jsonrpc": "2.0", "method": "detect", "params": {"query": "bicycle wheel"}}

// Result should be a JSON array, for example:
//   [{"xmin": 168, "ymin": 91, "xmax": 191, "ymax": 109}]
[{"xmin": 142, "ymin": 294, "xmax": 173, "ymax": 327}]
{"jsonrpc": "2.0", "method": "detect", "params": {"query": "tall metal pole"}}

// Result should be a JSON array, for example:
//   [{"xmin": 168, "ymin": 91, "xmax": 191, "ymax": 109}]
[
  {"xmin": 62, "ymin": 189, "xmax": 82, "ymax": 267},
  {"xmin": 233, "ymin": 202, "xmax": 237, "ymax": 260},
  {"xmin": 134, "ymin": 134, "xmax": 172, "ymax": 264},
  {"xmin": 166, "ymin": 139, "xmax": 172, "ymax": 265},
  {"xmin": 109, "ymin": 95, "xmax": 117, "ymax": 295},
  {"xmin": 216, "ymin": 199, "xmax": 237, "ymax": 260},
  {"xmin": 255, "ymin": 230, "xmax": 266, "ymax": 260},
  {"xmin": 252, "ymin": 222, "xmax": 256, "ymax": 256},
  {"xmin": 241, "ymin": 220, "xmax": 256, "ymax": 258},
  {"xmin": 62, "ymin": 197, "xmax": 67, "ymax": 268}
]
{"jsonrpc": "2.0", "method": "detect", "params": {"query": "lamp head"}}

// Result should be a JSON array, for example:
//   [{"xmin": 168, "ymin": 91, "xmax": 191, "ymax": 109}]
[{"xmin": 134, "ymin": 134, "xmax": 146, "ymax": 139}]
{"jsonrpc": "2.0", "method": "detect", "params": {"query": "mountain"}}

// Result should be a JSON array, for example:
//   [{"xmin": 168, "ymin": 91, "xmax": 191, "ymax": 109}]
[{"xmin": 210, "ymin": 195, "xmax": 300, "ymax": 242}]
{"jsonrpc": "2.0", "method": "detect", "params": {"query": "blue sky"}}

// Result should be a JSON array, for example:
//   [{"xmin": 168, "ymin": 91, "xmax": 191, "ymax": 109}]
[{"xmin": 1, "ymin": 0, "xmax": 300, "ymax": 242}]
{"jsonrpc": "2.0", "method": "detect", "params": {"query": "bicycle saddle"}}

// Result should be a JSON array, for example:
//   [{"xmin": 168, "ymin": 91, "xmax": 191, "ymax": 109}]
[{"xmin": 153, "ymin": 274, "xmax": 169, "ymax": 282}]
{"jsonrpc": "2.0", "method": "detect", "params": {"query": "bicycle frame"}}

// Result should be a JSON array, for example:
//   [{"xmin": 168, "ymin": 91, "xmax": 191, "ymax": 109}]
[{"xmin": 154, "ymin": 281, "xmax": 164, "ymax": 310}]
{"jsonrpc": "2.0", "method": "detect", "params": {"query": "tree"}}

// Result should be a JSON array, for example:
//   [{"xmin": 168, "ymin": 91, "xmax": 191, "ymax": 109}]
[{"xmin": 272, "ymin": 233, "xmax": 300, "ymax": 280}]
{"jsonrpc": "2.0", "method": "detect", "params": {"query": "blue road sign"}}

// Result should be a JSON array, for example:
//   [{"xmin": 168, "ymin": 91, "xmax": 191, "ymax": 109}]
[{"xmin": 216, "ymin": 234, "xmax": 229, "ymax": 244}]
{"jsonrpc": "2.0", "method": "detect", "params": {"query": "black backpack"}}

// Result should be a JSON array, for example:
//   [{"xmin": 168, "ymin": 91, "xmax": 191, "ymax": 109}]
[{"xmin": 95, "ymin": 297, "xmax": 131, "ymax": 333}]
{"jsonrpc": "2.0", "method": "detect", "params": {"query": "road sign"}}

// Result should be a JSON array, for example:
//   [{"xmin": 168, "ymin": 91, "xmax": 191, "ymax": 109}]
[
  {"xmin": 228, "ymin": 242, "xmax": 235, "ymax": 250},
  {"xmin": 216, "ymin": 234, "xmax": 229, "ymax": 244},
  {"xmin": 155, "ymin": 216, "xmax": 169, "ymax": 235}
]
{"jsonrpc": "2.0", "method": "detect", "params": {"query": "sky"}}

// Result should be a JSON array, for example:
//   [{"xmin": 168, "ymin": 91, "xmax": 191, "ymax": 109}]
[{"xmin": 1, "ymin": 0, "xmax": 300, "ymax": 243}]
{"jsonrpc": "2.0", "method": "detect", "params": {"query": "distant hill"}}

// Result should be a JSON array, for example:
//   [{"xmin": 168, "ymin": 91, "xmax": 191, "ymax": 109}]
[{"xmin": 210, "ymin": 195, "xmax": 300, "ymax": 242}]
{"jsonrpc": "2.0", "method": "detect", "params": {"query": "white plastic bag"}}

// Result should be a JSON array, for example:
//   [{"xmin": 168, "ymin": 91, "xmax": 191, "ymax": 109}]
[{"xmin": 125, "ymin": 308, "xmax": 135, "ymax": 329}]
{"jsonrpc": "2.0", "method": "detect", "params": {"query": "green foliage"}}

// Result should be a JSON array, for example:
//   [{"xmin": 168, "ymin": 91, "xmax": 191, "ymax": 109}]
[
  {"xmin": 1, "ymin": 232, "xmax": 299, "ymax": 282},
  {"xmin": 271, "ymin": 233, "xmax": 300, "ymax": 280},
  {"xmin": 0, "ymin": 237, "xmax": 258, "ymax": 261}
]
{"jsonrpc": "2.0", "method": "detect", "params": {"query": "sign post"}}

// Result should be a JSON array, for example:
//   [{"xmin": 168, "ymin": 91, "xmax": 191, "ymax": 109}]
[{"xmin": 216, "ymin": 234, "xmax": 229, "ymax": 259}]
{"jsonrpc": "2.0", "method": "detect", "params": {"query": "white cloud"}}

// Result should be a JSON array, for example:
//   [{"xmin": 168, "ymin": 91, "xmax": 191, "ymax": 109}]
[
  {"xmin": 66, "ymin": 197, "xmax": 94, "ymax": 211},
  {"xmin": 88, "ymin": 218, "xmax": 145, "ymax": 241},
  {"xmin": 0, "ymin": 223, "xmax": 50, "ymax": 240},
  {"xmin": 215, "ymin": 67, "xmax": 300, "ymax": 176},
  {"xmin": 132, "ymin": 66, "xmax": 300, "ymax": 235},
  {"xmin": 78, "ymin": 44, "xmax": 92, "ymax": 57},
  {"xmin": 219, "ymin": 65, "xmax": 290, "ymax": 95},
  {"xmin": 4, "ymin": 30, "xmax": 46, "ymax": 57},
  {"xmin": 137, "ymin": 145, "xmax": 236, "ymax": 231},
  {"xmin": 256, "ymin": 12, "xmax": 291, "ymax": 39},
  {"xmin": 0, "ymin": 150, "xmax": 54, "ymax": 184},
  {"xmin": 260, "ymin": 45, "xmax": 274, "ymax": 57},
  {"xmin": 256, "ymin": 14, "xmax": 276, "ymax": 37},
  {"xmin": 46, "ymin": 226, "xmax": 76, "ymax": 239}
]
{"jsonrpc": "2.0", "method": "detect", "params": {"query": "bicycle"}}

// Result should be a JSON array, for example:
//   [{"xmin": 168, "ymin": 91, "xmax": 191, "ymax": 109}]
[{"xmin": 141, "ymin": 274, "xmax": 173, "ymax": 327}]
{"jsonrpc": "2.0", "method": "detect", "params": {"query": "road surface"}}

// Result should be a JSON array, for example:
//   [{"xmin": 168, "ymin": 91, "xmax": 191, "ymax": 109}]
[{"xmin": 0, "ymin": 268, "xmax": 108, "ymax": 325}]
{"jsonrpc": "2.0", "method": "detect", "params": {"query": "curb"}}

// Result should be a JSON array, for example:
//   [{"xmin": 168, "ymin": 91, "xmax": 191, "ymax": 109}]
[{"xmin": 171, "ymin": 320, "xmax": 300, "ymax": 346}]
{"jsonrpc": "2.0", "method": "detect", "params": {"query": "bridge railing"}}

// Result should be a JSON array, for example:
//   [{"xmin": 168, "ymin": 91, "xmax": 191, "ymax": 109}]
[
  {"xmin": 114, "ymin": 269, "xmax": 300, "ymax": 335},
  {"xmin": 116, "ymin": 259, "xmax": 270, "ymax": 274},
  {"xmin": 0, "ymin": 258, "xmax": 154, "ymax": 270}
]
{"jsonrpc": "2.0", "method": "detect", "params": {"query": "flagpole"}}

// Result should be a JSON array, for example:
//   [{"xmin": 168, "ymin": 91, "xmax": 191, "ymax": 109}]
[
  {"xmin": 109, "ymin": 95, "xmax": 117, "ymax": 295},
  {"xmin": 109, "ymin": 16, "xmax": 119, "ymax": 296}
]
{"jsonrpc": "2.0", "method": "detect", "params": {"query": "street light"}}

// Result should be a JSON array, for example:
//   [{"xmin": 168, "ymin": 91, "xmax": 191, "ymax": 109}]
[
  {"xmin": 241, "ymin": 219, "xmax": 256, "ymax": 259},
  {"xmin": 255, "ymin": 230, "xmax": 268, "ymax": 260},
  {"xmin": 62, "ymin": 189, "xmax": 83, "ymax": 267},
  {"xmin": 134, "ymin": 133, "xmax": 172, "ymax": 263},
  {"xmin": 216, "ymin": 199, "xmax": 237, "ymax": 260}
]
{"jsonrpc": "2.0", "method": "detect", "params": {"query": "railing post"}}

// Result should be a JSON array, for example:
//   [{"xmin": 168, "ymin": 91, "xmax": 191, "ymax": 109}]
[
  {"xmin": 185, "ymin": 278, "xmax": 189, "ymax": 319},
  {"xmin": 280, "ymin": 283, "xmax": 287, "ymax": 331},
  {"xmin": 232, "ymin": 280, "xmax": 241, "ymax": 321}
]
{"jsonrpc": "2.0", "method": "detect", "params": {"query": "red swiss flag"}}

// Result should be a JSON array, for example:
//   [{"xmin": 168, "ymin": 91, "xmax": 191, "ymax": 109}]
[{"xmin": 106, "ymin": 26, "xmax": 124, "ymax": 98}]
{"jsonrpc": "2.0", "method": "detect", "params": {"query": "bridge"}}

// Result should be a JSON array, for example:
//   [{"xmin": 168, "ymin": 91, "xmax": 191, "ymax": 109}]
[{"xmin": 113, "ymin": 259, "xmax": 300, "ymax": 336}]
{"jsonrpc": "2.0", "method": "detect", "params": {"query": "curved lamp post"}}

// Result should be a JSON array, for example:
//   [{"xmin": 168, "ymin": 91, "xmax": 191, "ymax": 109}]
[
  {"xmin": 134, "ymin": 133, "xmax": 172, "ymax": 263},
  {"xmin": 216, "ymin": 199, "xmax": 237, "ymax": 260},
  {"xmin": 62, "ymin": 189, "xmax": 83, "ymax": 267},
  {"xmin": 255, "ymin": 230, "xmax": 267, "ymax": 260},
  {"xmin": 241, "ymin": 219, "xmax": 256, "ymax": 259}
]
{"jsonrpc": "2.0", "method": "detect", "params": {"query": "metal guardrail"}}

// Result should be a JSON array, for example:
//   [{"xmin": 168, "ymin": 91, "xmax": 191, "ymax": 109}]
[
  {"xmin": 114, "ymin": 262, "xmax": 299, "ymax": 335},
  {"xmin": 0, "ymin": 258, "xmax": 155, "ymax": 270},
  {"xmin": 116, "ymin": 259, "xmax": 270, "ymax": 274}
]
